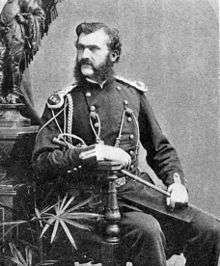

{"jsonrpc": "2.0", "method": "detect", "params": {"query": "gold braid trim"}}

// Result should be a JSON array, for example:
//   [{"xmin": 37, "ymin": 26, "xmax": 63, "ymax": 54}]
[{"xmin": 67, "ymin": 92, "xmax": 73, "ymax": 143}]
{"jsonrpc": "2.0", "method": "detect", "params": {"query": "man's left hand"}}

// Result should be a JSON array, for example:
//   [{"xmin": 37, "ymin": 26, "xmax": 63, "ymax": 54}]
[{"xmin": 166, "ymin": 183, "xmax": 189, "ymax": 209}]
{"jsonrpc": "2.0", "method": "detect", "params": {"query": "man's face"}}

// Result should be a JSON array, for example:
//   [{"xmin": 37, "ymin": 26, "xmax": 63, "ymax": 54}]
[{"xmin": 76, "ymin": 29, "xmax": 111, "ymax": 80}]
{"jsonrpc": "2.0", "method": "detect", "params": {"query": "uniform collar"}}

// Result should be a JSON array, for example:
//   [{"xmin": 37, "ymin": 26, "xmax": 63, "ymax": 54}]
[
  {"xmin": 85, "ymin": 78, "xmax": 107, "ymax": 89},
  {"xmin": 81, "ymin": 76, "xmax": 116, "ymax": 90}
]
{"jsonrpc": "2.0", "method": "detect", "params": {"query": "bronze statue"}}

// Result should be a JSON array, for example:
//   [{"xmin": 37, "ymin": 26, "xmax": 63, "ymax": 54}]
[
  {"xmin": 0, "ymin": 0, "xmax": 45, "ymax": 104},
  {"xmin": 0, "ymin": 0, "xmax": 62, "ymax": 124}
]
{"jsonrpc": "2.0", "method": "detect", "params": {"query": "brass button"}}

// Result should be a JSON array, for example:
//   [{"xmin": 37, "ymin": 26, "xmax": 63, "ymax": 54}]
[
  {"xmin": 94, "ymin": 122, "xmax": 99, "ymax": 128},
  {"xmin": 86, "ymin": 92, "xmax": 91, "ymax": 97},
  {"xmin": 129, "ymin": 150, "xmax": 134, "ymax": 155},
  {"xmin": 73, "ymin": 167, "xmax": 77, "ymax": 171},
  {"xmin": 130, "ymin": 165, "xmax": 134, "ymax": 170},
  {"xmin": 127, "ymin": 117, "xmax": 132, "ymax": 122},
  {"xmin": 173, "ymin": 173, "xmax": 181, "ymax": 183},
  {"xmin": 129, "ymin": 134, "xmax": 134, "ymax": 140},
  {"xmin": 116, "ymin": 86, "xmax": 121, "ymax": 91},
  {"xmin": 123, "ymin": 100, "xmax": 128, "ymax": 105},
  {"xmin": 78, "ymin": 165, "xmax": 82, "ymax": 169},
  {"xmin": 90, "ymin": 105, "xmax": 96, "ymax": 111}
]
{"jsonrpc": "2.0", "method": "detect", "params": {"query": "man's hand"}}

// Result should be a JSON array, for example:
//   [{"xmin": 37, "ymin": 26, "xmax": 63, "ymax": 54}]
[
  {"xmin": 79, "ymin": 143, "xmax": 131, "ymax": 167},
  {"xmin": 166, "ymin": 183, "xmax": 189, "ymax": 209}
]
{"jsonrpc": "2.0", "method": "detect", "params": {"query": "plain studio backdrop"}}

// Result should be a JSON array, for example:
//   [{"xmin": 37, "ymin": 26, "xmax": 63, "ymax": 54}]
[{"xmin": 29, "ymin": 0, "xmax": 219, "ymax": 217}]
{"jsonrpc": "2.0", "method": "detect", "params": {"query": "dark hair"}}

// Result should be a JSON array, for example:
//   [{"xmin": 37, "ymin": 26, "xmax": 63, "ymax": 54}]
[{"xmin": 75, "ymin": 22, "xmax": 122, "ymax": 62}]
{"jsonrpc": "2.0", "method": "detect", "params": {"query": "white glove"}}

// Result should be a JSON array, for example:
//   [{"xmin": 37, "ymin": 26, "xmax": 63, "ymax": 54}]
[
  {"xmin": 79, "ymin": 143, "xmax": 131, "ymax": 167},
  {"xmin": 166, "ymin": 183, "xmax": 189, "ymax": 209}
]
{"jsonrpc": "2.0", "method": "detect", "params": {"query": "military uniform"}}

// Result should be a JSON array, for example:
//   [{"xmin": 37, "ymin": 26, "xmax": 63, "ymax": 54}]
[{"xmin": 33, "ymin": 76, "xmax": 220, "ymax": 266}]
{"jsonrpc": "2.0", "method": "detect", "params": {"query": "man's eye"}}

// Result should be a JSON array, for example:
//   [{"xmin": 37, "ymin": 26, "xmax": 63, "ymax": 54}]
[
  {"xmin": 76, "ymin": 45, "xmax": 84, "ymax": 51},
  {"xmin": 90, "ymin": 46, "xmax": 99, "ymax": 52}
]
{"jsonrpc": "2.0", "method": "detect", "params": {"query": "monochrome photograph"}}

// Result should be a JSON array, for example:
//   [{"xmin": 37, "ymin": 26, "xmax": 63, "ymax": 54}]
[{"xmin": 0, "ymin": 0, "xmax": 219, "ymax": 265}]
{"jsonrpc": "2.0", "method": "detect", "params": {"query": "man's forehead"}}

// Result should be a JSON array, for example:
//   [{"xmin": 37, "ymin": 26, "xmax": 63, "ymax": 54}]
[{"xmin": 78, "ymin": 29, "xmax": 109, "ymax": 46}]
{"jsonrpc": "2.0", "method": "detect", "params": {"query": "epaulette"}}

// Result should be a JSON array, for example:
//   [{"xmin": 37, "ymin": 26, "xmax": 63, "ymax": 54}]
[
  {"xmin": 114, "ymin": 75, "xmax": 148, "ymax": 93},
  {"xmin": 47, "ymin": 84, "xmax": 77, "ymax": 109}
]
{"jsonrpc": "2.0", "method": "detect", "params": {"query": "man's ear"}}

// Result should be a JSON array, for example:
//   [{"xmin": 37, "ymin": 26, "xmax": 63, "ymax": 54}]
[{"xmin": 110, "ymin": 50, "xmax": 119, "ymax": 62}]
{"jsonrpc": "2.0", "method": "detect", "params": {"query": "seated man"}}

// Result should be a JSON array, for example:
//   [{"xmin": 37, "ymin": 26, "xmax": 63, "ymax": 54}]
[{"xmin": 32, "ymin": 22, "xmax": 220, "ymax": 266}]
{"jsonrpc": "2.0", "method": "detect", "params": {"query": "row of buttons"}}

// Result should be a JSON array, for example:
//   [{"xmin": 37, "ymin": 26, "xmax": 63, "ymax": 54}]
[
  {"xmin": 67, "ymin": 165, "xmax": 82, "ymax": 173},
  {"xmin": 85, "ymin": 86, "xmax": 122, "ymax": 98},
  {"xmin": 85, "ymin": 90, "xmax": 129, "ymax": 111},
  {"xmin": 85, "ymin": 85, "xmax": 122, "ymax": 94},
  {"xmin": 85, "ymin": 91, "xmax": 135, "ymax": 143},
  {"xmin": 85, "ymin": 85, "xmax": 123, "ymax": 100},
  {"xmin": 90, "ymin": 103, "xmax": 133, "ymax": 123}
]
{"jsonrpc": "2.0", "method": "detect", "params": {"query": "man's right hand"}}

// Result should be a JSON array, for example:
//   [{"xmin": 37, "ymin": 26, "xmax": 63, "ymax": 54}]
[{"xmin": 79, "ymin": 143, "xmax": 131, "ymax": 167}]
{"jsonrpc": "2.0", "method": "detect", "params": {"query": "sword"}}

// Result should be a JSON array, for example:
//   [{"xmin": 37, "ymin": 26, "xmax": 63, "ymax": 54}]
[
  {"xmin": 121, "ymin": 169, "xmax": 220, "ymax": 222},
  {"xmin": 121, "ymin": 169, "xmax": 170, "ymax": 197}
]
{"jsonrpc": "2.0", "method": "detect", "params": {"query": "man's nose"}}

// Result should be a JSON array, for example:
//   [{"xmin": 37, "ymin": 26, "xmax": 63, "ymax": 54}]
[{"xmin": 82, "ymin": 48, "xmax": 91, "ymax": 59}]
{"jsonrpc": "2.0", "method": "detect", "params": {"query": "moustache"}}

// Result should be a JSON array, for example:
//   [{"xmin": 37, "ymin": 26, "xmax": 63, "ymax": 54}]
[{"xmin": 79, "ymin": 59, "xmax": 93, "ymax": 66}]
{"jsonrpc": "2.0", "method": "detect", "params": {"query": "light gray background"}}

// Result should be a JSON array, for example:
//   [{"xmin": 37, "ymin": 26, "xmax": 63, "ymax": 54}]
[{"xmin": 29, "ymin": 0, "xmax": 219, "ymax": 217}]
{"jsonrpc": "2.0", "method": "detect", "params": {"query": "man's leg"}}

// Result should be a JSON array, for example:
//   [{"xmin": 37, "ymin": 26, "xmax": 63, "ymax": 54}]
[
  {"xmin": 155, "ymin": 207, "xmax": 220, "ymax": 266},
  {"xmin": 117, "ymin": 211, "xmax": 167, "ymax": 266},
  {"xmin": 182, "ymin": 208, "xmax": 220, "ymax": 266}
]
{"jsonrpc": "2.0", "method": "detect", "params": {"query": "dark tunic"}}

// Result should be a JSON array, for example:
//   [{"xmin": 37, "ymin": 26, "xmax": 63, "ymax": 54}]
[
  {"xmin": 33, "ymin": 77, "xmax": 185, "ymax": 182},
  {"xmin": 32, "ymin": 76, "xmax": 192, "ymax": 221}
]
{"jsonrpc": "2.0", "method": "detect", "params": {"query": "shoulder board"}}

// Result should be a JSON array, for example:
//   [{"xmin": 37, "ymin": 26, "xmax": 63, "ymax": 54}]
[
  {"xmin": 47, "ymin": 84, "xmax": 77, "ymax": 109},
  {"xmin": 114, "ymin": 75, "xmax": 148, "ymax": 93}
]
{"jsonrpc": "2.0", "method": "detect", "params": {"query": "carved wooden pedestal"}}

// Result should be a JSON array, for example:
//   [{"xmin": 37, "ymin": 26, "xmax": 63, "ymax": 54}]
[
  {"xmin": 96, "ymin": 161, "xmax": 123, "ymax": 266},
  {"xmin": 0, "ymin": 104, "xmax": 38, "ymax": 260},
  {"xmin": 0, "ymin": 185, "xmax": 16, "ymax": 247}
]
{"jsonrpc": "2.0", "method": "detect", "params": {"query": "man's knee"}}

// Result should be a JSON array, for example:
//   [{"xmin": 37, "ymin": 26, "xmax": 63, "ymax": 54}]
[
  {"xmin": 203, "ymin": 220, "xmax": 220, "ymax": 254},
  {"xmin": 188, "ymin": 209, "xmax": 220, "ymax": 256},
  {"xmin": 194, "ymin": 212, "xmax": 220, "ymax": 241},
  {"xmin": 122, "ymin": 211, "xmax": 164, "ymax": 241}
]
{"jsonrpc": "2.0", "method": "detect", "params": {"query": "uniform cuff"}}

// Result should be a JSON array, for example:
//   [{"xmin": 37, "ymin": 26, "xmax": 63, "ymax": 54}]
[{"xmin": 165, "ymin": 172, "xmax": 186, "ymax": 187}]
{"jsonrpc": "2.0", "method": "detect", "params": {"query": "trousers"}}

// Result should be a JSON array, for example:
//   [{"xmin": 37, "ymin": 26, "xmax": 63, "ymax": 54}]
[
  {"xmin": 38, "ymin": 183, "xmax": 220, "ymax": 265},
  {"xmin": 116, "ymin": 207, "xmax": 220, "ymax": 266},
  {"xmin": 49, "ymin": 207, "xmax": 220, "ymax": 266}
]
